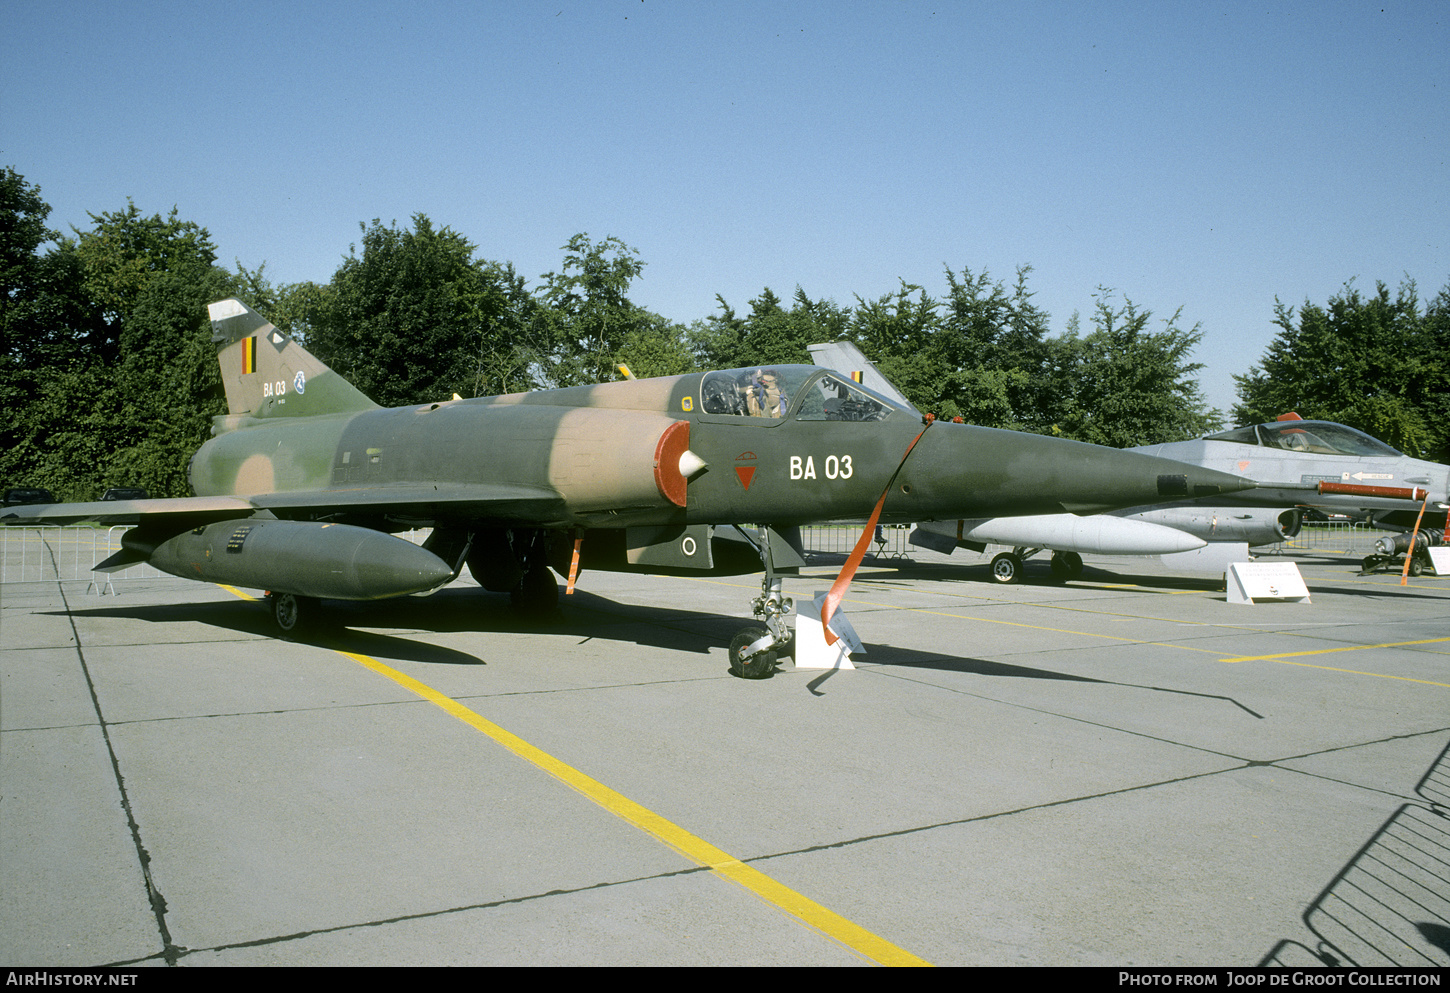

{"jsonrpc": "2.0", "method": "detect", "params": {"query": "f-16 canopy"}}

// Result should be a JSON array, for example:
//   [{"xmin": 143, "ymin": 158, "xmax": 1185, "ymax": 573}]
[{"xmin": 1205, "ymin": 420, "xmax": 1404, "ymax": 458}]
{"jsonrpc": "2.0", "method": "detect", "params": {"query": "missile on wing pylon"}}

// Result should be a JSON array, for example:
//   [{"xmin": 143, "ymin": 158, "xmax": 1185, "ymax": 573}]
[{"xmin": 109, "ymin": 519, "xmax": 455, "ymax": 600}]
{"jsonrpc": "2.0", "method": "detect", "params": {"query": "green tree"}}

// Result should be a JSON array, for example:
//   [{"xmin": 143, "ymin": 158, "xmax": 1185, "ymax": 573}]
[
  {"xmin": 862, "ymin": 266, "xmax": 1058, "ymax": 428},
  {"xmin": 309, "ymin": 215, "xmax": 538, "ymax": 406},
  {"xmin": 71, "ymin": 202, "xmax": 219, "ymax": 341},
  {"xmin": 692, "ymin": 287, "xmax": 848, "ymax": 370},
  {"xmin": 76, "ymin": 206, "xmax": 230, "ymax": 495},
  {"xmin": 936, "ymin": 266, "xmax": 1054, "ymax": 431},
  {"xmin": 0, "ymin": 168, "xmax": 106, "ymax": 370},
  {"xmin": 532, "ymin": 234, "xmax": 657, "ymax": 388},
  {"xmin": 1419, "ymin": 286, "xmax": 1450, "ymax": 462},
  {"xmin": 0, "ymin": 167, "xmax": 55, "ymax": 336},
  {"xmin": 1233, "ymin": 279, "xmax": 1449, "ymax": 460},
  {"xmin": 833, "ymin": 267, "xmax": 1056, "ymax": 430},
  {"xmin": 848, "ymin": 280, "xmax": 943, "ymax": 412},
  {"xmin": 0, "ymin": 191, "xmax": 233, "ymax": 498},
  {"xmin": 105, "ymin": 263, "xmax": 235, "ymax": 495},
  {"xmin": 1049, "ymin": 290, "xmax": 1222, "ymax": 447},
  {"xmin": 0, "ymin": 168, "xmax": 57, "ymax": 486},
  {"xmin": 614, "ymin": 311, "xmax": 699, "ymax": 380}
]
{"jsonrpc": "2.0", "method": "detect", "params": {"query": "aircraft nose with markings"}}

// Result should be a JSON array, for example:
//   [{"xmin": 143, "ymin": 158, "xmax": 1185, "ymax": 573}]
[
  {"xmin": 811, "ymin": 339, "xmax": 1450, "ymax": 585},
  {"xmin": 5, "ymin": 299, "xmax": 1255, "ymax": 677}
]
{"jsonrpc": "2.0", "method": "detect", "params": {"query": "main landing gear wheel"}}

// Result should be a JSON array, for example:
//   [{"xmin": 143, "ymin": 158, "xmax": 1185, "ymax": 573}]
[
  {"xmin": 729, "ymin": 627, "xmax": 777, "ymax": 679},
  {"xmin": 511, "ymin": 565, "xmax": 559, "ymax": 614},
  {"xmin": 269, "ymin": 592, "xmax": 320, "ymax": 636},
  {"xmin": 1049, "ymin": 551, "xmax": 1083, "ymax": 581},
  {"xmin": 990, "ymin": 552, "xmax": 1024, "ymax": 584}
]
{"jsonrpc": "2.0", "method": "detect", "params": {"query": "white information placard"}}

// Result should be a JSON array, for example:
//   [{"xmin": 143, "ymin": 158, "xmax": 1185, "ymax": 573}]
[
  {"xmin": 1226, "ymin": 561, "xmax": 1311, "ymax": 605},
  {"xmin": 794, "ymin": 591, "xmax": 864, "ymax": 670},
  {"xmin": 1426, "ymin": 546, "xmax": 1450, "ymax": 576}
]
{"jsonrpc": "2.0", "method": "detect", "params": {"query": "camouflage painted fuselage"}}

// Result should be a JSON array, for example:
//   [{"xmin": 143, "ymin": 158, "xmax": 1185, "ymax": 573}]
[
  {"xmin": 188, "ymin": 367, "xmax": 1251, "ymax": 533},
  {"xmin": 7, "ymin": 299, "xmax": 1258, "ymax": 604}
]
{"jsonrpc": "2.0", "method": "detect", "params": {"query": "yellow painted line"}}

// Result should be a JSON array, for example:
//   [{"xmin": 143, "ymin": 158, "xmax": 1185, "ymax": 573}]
[
  {"xmin": 336, "ymin": 649, "xmax": 931, "ymax": 967},
  {"xmin": 1221, "ymin": 637, "xmax": 1450, "ymax": 662},
  {"xmin": 1230, "ymin": 658, "xmax": 1450, "ymax": 688},
  {"xmin": 1304, "ymin": 574, "xmax": 1446, "ymax": 591},
  {"xmin": 218, "ymin": 580, "xmax": 926, "ymax": 963},
  {"xmin": 1219, "ymin": 638, "xmax": 1450, "ymax": 688}
]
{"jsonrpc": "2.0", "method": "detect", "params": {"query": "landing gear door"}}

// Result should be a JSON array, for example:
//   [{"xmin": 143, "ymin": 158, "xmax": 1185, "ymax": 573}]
[{"xmin": 625, "ymin": 523, "xmax": 714, "ymax": 569}]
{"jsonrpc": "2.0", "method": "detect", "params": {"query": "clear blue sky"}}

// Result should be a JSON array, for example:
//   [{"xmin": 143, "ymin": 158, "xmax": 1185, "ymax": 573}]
[{"xmin": 3, "ymin": 0, "xmax": 1445, "ymax": 420}]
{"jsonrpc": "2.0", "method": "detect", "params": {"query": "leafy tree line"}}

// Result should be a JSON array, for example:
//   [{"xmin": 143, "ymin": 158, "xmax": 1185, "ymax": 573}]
[
  {"xmin": 684, "ymin": 268, "xmax": 1222, "ymax": 448},
  {"xmin": 4, "ymin": 165, "xmax": 1445, "ymax": 500},
  {"xmin": 2, "ymin": 170, "xmax": 232, "ymax": 500},
  {"xmin": 1233, "ymin": 280, "xmax": 1450, "ymax": 462}
]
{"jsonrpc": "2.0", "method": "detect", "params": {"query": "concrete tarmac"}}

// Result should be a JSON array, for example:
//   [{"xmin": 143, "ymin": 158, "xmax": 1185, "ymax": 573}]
[{"xmin": 2, "ymin": 529, "xmax": 1448, "ymax": 967}]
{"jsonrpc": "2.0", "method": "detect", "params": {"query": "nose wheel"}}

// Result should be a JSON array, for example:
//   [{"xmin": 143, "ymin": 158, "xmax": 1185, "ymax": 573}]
[{"xmin": 729, "ymin": 627, "xmax": 778, "ymax": 679}]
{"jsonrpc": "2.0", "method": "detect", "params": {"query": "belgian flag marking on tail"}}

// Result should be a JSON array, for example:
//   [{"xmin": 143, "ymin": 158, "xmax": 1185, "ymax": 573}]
[{"xmin": 241, "ymin": 337, "xmax": 257, "ymax": 375}]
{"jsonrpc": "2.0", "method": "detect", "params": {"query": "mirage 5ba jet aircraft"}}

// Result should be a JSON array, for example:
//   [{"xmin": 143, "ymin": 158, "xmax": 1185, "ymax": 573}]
[{"xmin": 7, "ymin": 299, "xmax": 1254, "ymax": 676}]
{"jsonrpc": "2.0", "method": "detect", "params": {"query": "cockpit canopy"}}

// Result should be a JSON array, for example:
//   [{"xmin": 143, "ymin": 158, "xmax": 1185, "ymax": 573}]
[
  {"xmin": 698, "ymin": 365, "xmax": 902, "ymax": 422},
  {"xmin": 1205, "ymin": 420, "xmax": 1404, "ymax": 457}
]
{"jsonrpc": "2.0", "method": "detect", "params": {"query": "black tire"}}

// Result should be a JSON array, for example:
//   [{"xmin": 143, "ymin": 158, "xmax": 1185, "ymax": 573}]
[
  {"xmin": 990, "ymin": 552, "xmax": 1023, "ymax": 584},
  {"xmin": 1049, "ymin": 551, "xmax": 1082, "ymax": 581},
  {"xmin": 1409, "ymin": 557, "xmax": 1424, "ymax": 577},
  {"xmin": 511, "ymin": 566, "xmax": 559, "ymax": 613},
  {"xmin": 271, "ymin": 592, "xmax": 319, "ymax": 636},
  {"xmin": 729, "ymin": 627, "xmax": 777, "ymax": 679},
  {"xmin": 1362, "ymin": 555, "xmax": 1378, "ymax": 575}
]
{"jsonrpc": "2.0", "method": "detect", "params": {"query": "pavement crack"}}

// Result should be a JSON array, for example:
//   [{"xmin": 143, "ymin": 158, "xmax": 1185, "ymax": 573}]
[
  {"xmin": 136, "ymin": 865, "xmax": 712, "ymax": 961},
  {"xmin": 43, "ymin": 536, "xmax": 182, "ymax": 966}
]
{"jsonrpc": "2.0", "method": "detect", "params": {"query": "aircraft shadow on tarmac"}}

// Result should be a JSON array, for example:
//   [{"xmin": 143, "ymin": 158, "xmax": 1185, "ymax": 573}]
[
  {"xmin": 52, "ymin": 584, "xmax": 1276, "ymax": 707},
  {"xmin": 50, "ymin": 597, "xmax": 491, "ymax": 668},
  {"xmin": 51, "ymin": 587, "xmax": 1110, "ymax": 680},
  {"xmin": 844, "ymin": 643, "xmax": 1263, "ymax": 716},
  {"xmin": 1258, "ymin": 737, "xmax": 1450, "ymax": 967},
  {"xmin": 52, "ymin": 587, "xmax": 771, "ymax": 669}
]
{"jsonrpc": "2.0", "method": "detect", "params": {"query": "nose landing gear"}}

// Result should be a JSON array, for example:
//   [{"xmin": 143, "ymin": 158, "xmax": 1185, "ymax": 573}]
[{"xmin": 729, "ymin": 527, "xmax": 795, "ymax": 679}]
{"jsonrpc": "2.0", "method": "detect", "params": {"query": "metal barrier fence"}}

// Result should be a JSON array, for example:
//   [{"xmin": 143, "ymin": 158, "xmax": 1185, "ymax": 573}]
[
  {"xmin": 798, "ymin": 523, "xmax": 914, "ymax": 560},
  {"xmin": 0, "ymin": 526, "xmax": 167, "ymax": 592},
  {"xmin": 1267, "ymin": 521, "xmax": 1381, "ymax": 557}
]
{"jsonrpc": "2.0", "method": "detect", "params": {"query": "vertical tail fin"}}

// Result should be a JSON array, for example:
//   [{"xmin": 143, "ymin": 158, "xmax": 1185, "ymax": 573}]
[
  {"xmin": 208, "ymin": 299, "xmax": 377, "ymax": 418},
  {"xmin": 805, "ymin": 340, "xmax": 918, "ymax": 412}
]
